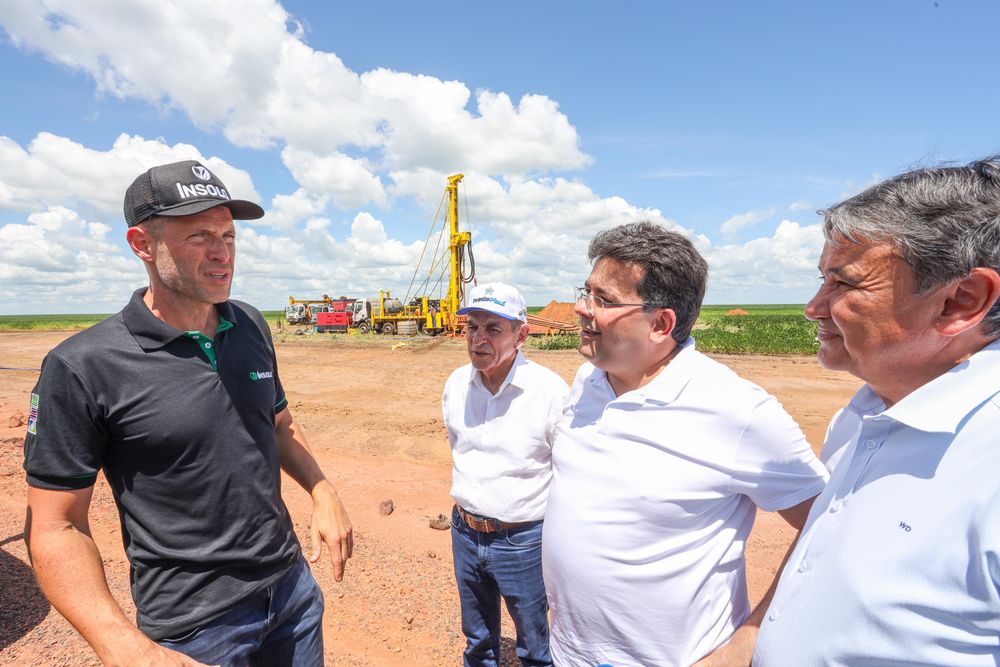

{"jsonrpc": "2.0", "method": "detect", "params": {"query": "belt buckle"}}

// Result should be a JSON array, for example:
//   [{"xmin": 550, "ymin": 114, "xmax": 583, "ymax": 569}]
[{"xmin": 461, "ymin": 506, "xmax": 498, "ymax": 533}]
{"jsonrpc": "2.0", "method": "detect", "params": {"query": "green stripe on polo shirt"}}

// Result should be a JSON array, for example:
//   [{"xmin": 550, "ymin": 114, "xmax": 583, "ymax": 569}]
[{"xmin": 183, "ymin": 317, "xmax": 233, "ymax": 372}]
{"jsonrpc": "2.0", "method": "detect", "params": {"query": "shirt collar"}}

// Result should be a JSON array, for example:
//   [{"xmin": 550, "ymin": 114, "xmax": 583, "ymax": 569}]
[
  {"xmin": 843, "ymin": 384, "xmax": 885, "ymax": 418},
  {"xmin": 123, "ymin": 287, "xmax": 237, "ymax": 351},
  {"xmin": 871, "ymin": 338, "xmax": 1000, "ymax": 433},
  {"xmin": 589, "ymin": 337, "xmax": 697, "ymax": 405},
  {"xmin": 469, "ymin": 349, "xmax": 528, "ymax": 393}
]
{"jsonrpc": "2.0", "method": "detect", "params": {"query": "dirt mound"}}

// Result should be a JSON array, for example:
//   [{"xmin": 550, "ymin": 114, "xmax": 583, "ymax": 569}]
[
  {"xmin": 536, "ymin": 301, "xmax": 577, "ymax": 324},
  {"xmin": 726, "ymin": 308, "xmax": 751, "ymax": 316}
]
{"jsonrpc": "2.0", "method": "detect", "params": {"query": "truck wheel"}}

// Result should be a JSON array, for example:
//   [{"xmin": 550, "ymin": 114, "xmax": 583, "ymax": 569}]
[
  {"xmin": 357, "ymin": 322, "xmax": 371, "ymax": 334},
  {"xmin": 381, "ymin": 322, "xmax": 396, "ymax": 335}
]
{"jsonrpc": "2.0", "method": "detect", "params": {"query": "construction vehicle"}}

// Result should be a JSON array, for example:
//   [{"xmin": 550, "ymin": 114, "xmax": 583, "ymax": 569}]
[
  {"xmin": 355, "ymin": 173, "xmax": 474, "ymax": 335},
  {"xmin": 315, "ymin": 297, "xmax": 357, "ymax": 333},
  {"xmin": 284, "ymin": 295, "xmax": 336, "ymax": 325},
  {"xmin": 349, "ymin": 292, "xmax": 437, "ymax": 335}
]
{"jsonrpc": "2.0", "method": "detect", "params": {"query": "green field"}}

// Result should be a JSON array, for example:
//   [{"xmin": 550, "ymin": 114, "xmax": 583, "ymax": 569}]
[
  {"xmin": 267, "ymin": 303, "xmax": 816, "ymax": 355},
  {"xmin": 0, "ymin": 311, "xmax": 287, "ymax": 331},
  {"xmin": 0, "ymin": 313, "xmax": 111, "ymax": 331},
  {"xmin": 526, "ymin": 305, "xmax": 817, "ymax": 355},
  {"xmin": 694, "ymin": 305, "xmax": 817, "ymax": 355},
  {"xmin": 1, "ymin": 305, "xmax": 818, "ymax": 355}
]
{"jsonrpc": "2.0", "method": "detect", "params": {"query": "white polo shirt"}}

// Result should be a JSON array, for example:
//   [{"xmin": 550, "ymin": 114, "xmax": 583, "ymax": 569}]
[
  {"xmin": 755, "ymin": 338, "xmax": 1000, "ymax": 667},
  {"xmin": 442, "ymin": 350, "xmax": 569, "ymax": 522},
  {"xmin": 543, "ymin": 338, "xmax": 827, "ymax": 667},
  {"xmin": 818, "ymin": 386, "xmax": 884, "ymax": 473}
]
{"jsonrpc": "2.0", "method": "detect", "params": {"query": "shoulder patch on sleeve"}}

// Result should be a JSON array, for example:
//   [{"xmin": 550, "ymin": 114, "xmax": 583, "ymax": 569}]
[{"xmin": 27, "ymin": 392, "xmax": 39, "ymax": 435}]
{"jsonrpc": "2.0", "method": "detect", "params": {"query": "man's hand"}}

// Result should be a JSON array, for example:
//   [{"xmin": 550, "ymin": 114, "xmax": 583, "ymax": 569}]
[
  {"xmin": 307, "ymin": 481, "xmax": 354, "ymax": 581},
  {"xmin": 691, "ymin": 624, "xmax": 757, "ymax": 667},
  {"xmin": 109, "ymin": 638, "xmax": 218, "ymax": 667}
]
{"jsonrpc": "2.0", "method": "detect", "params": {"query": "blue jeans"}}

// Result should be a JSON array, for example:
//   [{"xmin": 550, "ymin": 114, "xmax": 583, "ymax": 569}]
[
  {"xmin": 158, "ymin": 557, "xmax": 324, "ymax": 666},
  {"xmin": 451, "ymin": 505, "xmax": 552, "ymax": 667}
]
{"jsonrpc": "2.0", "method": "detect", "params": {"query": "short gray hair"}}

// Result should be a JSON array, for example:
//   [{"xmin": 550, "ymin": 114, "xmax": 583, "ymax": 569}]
[
  {"xmin": 588, "ymin": 221, "xmax": 708, "ymax": 343},
  {"xmin": 822, "ymin": 155, "xmax": 1000, "ymax": 338},
  {"xmin": 138, "ymin": 215, "xmax": 166, "ymax": 241}
]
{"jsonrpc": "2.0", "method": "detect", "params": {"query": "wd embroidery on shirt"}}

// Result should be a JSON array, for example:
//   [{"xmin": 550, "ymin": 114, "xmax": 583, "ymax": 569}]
[{"xmin": 249, "ymin": 370, "xmax": 273, "ymax": 381}]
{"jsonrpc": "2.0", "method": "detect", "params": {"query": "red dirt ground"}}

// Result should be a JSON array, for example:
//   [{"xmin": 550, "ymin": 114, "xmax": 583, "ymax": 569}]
[{"xmin": 0, "ymin": 331, "xmax": 861, "ymax": 665}]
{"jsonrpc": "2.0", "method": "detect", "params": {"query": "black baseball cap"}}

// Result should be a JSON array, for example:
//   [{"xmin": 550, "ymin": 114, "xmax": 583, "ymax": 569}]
[{"xmin": 123, "ymin": 159, "xmax": 265, "ymax": 227}]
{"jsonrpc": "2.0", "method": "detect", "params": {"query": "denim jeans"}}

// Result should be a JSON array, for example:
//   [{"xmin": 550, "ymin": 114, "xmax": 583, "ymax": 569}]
[
  {"xmin": 158, "ymin": 556, "xmax": 324, "ymax": 666},
  {"xmin": 451, "ymin": 505, "xmax": 552, "ymax": 667}
]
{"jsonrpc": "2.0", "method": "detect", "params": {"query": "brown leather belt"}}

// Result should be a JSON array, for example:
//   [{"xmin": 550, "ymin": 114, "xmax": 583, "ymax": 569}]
[{"xmin": 455, "ymin": 504, "xmax": 539, "ymax": 534}]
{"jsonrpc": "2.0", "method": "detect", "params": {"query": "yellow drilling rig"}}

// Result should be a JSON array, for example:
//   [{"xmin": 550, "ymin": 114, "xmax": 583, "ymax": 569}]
[{"xmin": 349, "ymin": 173, "xmax": 474, "ymax": 335}]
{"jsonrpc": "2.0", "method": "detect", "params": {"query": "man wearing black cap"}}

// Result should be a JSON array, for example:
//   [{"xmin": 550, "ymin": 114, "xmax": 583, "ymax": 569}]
[{"xmin": 23, "ymin": 159, "xmax": 353, "ymax": 666}]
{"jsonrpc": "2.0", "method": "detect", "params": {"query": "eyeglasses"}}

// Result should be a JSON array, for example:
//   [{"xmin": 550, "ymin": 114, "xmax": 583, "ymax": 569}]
[{"xmin": 574, "ymin": 287, "xmax": 668, "ymax": 316}]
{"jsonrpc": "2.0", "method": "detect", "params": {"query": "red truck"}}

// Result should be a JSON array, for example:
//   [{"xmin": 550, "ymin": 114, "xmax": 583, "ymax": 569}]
[{"xmin": 315, "ymin": 298, "xmax": 356, "ymax": 333}]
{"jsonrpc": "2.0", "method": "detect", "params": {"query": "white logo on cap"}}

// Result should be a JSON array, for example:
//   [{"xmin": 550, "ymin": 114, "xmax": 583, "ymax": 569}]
[{"xmin": 191, "ymin": 165, "xmax": 212, "ymax": 181}]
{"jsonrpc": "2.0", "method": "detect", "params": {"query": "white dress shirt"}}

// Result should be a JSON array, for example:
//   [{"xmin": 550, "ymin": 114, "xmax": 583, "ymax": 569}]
[
  {"xmin": 442, "ymin": 350, "xmax": 569, "ymax": 522},
  {"xmin": 755, "ymin": 338, "xmax": 1000, "ymax": 666},
  {"xmin": 543, "ymin": 338, "xmax": 827, "ymax": 667}
]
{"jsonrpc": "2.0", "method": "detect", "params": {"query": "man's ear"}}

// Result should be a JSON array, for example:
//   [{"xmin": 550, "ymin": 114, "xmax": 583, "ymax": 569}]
[
  {"xmin": 126, "ymin": 225, "xmax": 156, "ymax": 263},
  {"xmin": 514, "ymin": 321, "xmax": 530, "ymax": 349},
  {"xmin": 649, "ymin": 307, "xmax": 678, "ymax": 345},
  {"xmin": 936, "ymin": 267, "xmax": 1000, "ymax": 336}
]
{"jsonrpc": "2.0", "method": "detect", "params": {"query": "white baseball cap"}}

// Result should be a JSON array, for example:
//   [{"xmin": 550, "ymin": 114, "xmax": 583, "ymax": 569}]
[{"xmin": 457, "ymin": 282, "xmax": 528, "ymax": 322}]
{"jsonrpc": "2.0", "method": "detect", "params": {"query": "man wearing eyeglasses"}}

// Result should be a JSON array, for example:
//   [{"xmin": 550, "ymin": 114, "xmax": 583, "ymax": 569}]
[
  {"xmin": 541, "ymin": 222, "xmax": 828, "ymax": 667},
  {"xmin": 442, "ymin": 282, "xmax": 569, "ymax": 667}
]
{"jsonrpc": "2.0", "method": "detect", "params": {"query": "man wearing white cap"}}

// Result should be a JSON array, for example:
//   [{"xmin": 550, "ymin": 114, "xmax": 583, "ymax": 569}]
[{"xmin": 442, "ymin": 282, "xmax": 569, "ymax": 667}]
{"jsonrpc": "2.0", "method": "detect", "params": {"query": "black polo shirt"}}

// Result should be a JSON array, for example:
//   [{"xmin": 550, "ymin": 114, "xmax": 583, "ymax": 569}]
[{"xmin": 23, "ymin": 288, "xmax": 300, "ymax": 640}]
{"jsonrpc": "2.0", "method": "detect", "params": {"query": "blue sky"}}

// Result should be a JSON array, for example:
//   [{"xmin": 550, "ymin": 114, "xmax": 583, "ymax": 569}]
[{"xmin": 1, "ymin": 0, "xmax": 997, "ymax": 314}]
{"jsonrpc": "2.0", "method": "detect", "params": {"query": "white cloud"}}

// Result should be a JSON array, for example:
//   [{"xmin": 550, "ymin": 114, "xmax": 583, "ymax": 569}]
[
  {"xmin": 0, "ymin": 3, "xmax": 830, "ymax": 311},
  {"xmin": 0, "ymin": 206, "xmax": 143, "ymax": 312},
  {"xmin": 701, "ymin": 220, "xmax": 824, "ymax": 302},
  {"xmin": 3, "ymin": 125, "xmax": 766, "ymax": 311},
  {"xmin": 0, "ymin": 132, "xmax": 264, "ymax": 222},
  {"xmin": 0, "ymin": 1, "xmax": 589, "ymax": 180},
  {"xmin": 720, "ymin": 207, "xmax": 775, "ymax": 235},
  {"xmin": 0, "ymin": 166, "xmax": 829, "ymax": 311},
  {"xmin": 261, "ymin": 188, "xmax": 328, "ymax": 233},
  {"xmin": 281, "ymin": 148, "xmax": 388, "ymax": 209},
  {"xmin": 788, "ymin": 199, "xmax": 814, "ymax": 212}
]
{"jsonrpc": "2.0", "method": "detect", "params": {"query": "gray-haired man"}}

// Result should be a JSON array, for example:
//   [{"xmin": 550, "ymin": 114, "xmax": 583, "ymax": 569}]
[
  {"xmin": 444, "ymin": 282, "xmax": 569, "ymax": 667},
  {"xmin": 755, "ymin": 156, "xmax": 1000, "ymax": 666}
]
